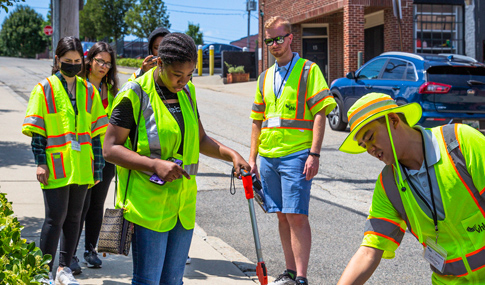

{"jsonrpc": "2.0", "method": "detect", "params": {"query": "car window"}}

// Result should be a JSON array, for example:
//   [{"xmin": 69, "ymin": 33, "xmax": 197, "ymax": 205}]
[
  {"xmin": 427, "ymin": 66, "xmax": 485, "ymax": 86},
  {"xmin": 405, "ymin": 62, "xmax": 416, "ymax": 81},
  {"xmin": 381, "ymin": 59, "xmax": 407, "ymax": 80},
  {"xmin": 357, "ymin": 58, "xmax": 387, "ymax": 80}
]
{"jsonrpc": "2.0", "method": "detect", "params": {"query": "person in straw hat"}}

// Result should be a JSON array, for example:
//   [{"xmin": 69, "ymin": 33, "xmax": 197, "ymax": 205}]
[{"xmin": 337, "ymin": 93, "xmax": 485, "ymax": 284}]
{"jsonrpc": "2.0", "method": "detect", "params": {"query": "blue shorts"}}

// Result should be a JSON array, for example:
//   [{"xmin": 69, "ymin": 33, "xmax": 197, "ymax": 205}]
[{"xmin": 260, "ymin": 149, "xmax": 312, "ymax": 215}]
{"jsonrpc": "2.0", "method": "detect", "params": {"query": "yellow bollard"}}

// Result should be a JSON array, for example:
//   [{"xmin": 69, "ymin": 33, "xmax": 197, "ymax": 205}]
[
  {"xmin": 198, "ymin": 45, "xmax": 203, "ymax": 76},
  {"xmin": 209, "ymin": 45, "xmax": 214, "ymax": 76}
]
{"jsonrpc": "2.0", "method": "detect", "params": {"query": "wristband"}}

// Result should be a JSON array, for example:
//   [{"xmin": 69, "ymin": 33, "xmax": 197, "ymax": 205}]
[{"xmin": 309, "ymin": 152, "xmax": 320, "ymax": 158}]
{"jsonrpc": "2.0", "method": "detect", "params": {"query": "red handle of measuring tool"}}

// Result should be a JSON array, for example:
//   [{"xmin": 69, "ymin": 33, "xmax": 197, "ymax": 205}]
[
  {"xmin": 241, "ymin": 170, "xmax": 254, "ymax": 200},
  {"xmin": 256, "ymin": 261, "xmax": 268, "ymax": 285}
]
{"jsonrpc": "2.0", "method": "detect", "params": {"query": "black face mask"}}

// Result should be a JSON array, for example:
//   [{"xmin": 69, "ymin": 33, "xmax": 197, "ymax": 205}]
[{"xmin": 59, "ymin": 62, "xmax": 82, "ymax": 77}]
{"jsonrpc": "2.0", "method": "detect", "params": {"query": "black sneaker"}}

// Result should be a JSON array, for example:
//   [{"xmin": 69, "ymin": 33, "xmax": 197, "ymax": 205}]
[
  {"xmin": 295, "ymin": 277, "xmax": 308, "ymax": 285},
  {"xmin": 69, "ymin": 256, "xmax": 82, "ymax": 275},
  {"xmin": 84, "ymin": 246, "xmax": 102, "ymax": 268}
]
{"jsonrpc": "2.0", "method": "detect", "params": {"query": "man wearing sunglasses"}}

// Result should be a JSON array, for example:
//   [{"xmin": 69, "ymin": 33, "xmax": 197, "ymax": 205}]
[{"xmin": 249, "ymin": 16, "xmax": 336, "ymax": 285}]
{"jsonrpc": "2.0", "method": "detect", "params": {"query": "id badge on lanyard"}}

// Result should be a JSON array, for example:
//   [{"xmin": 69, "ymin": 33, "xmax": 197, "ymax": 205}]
[
  {"xmin": 423, "ymin": 236, "xmax": 447, "ymax": 273},
  {"xmin": 267, "ymin": 112, "xmax": 281, "ymax": 128}
]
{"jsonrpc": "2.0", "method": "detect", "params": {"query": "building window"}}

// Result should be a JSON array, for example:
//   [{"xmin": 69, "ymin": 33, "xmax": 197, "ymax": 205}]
[{"xmin": 414, "ymin": 4, "xmax": 463, "ymax": 55}]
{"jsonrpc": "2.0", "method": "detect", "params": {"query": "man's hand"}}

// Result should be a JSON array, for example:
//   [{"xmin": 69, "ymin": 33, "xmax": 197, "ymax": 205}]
[
  {"xmin": 303, "ymin": 155, "xmax": 319, "ymax": 180},
  {"xmin": 249, "ymin": 160, "xmax": 259, "ymax": 180},
  {"xmin": 36, "ymin": 164, "xmax": 49, "ymax": 186}
]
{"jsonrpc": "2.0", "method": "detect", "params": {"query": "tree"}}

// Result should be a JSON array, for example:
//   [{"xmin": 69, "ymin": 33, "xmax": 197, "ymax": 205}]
[
  {"xmin": 124, "ymin": 0, "xmax": 170, "ymax": 39},
  {"xmin": 0, "ymin": 5, "xmax": 49, "ymax": 58},
  {"xmin": 79, "ymin": 0, "xmax": 102, "ymax": 41},
  {"xmin": 95, "ymin": 0, "xmax": 132, "ymax": 45},
  {"xmin": 186, "ymin": 22, "xmax": 203, "ymax": 45},
  {"xmin": 0, "ymin": 0, "xmax": 24, "ymax": 13}
]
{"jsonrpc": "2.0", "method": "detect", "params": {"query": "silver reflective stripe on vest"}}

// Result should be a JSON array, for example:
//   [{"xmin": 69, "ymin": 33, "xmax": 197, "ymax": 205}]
[
  {"xmin": 364, "ymin": 218, "xmax": 405, "ymax": 245},
  {"xmin": 296, "ymin": 61, "xmax": 313, "ymax": 119},
  {"xmin": 86, "ymin": 82, "xmax": 94, "ymax": 113},
  {"xmin": 259, "ymin": 70, "xmax": 267, "ymax": 99},
  {"xmin": 262, "ymin": 119, "xmax": 313, "ymax": 130},
  {"xmin": 466, "ymin": 247, "xmax": 485, "ymax": 272},
  {"xmin": 47, "ymin": 133, "xmax": 91, "ymax": 148},
  {"xmin": 23, "ymin": 116, "xmax": 45, "ymax": 130},
  {"xmin": 184, "ymin": 163, "xmax": 199, "ymax": 175},
  {"xmin": 442, "ymin": 124, "xmax": 485, "ymax": 210},
  {"xmin": 430, "ymin": 258, "xmax": 468, "ymax": 276},
  {"xmin": 252, "ymin": 103, "xmax": 265, "ymax": 113},
  {"xmin": 41, "ymin": 79, "xmax": 56, "ymax": 114},
  {"xmin": 91, "ymin": 116, "xmax": 109, "ymax": 133},
  {"xmin": 307, "ymin": 88, "xmax": 331, "ymax": 110},
  {"xmin": 51, "ymin": 152, "xmax": 65, "ymax": 179}
]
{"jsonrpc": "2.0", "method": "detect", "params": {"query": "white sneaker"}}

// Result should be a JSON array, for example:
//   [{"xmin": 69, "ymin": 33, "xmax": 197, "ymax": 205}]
[
  {"xmin": 186, "ymin": 256, "xmax": 191, "ymax": 264},
  {"xmin": 55, "ymin": 267, "xmax": 79, "ymax": 285},
  {"xmin": 40, "ymin": 272, "xmax": 54, "ymax": 285}
]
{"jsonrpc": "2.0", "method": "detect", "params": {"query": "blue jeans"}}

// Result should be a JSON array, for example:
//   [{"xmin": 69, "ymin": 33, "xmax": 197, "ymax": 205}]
[
  {"xmin": 260, "ymin": 149, "xmax": 312, "ymax": 215},
  {"xmin": 132, "ymin": 219, "xmax": 193, "ymax": 285}
]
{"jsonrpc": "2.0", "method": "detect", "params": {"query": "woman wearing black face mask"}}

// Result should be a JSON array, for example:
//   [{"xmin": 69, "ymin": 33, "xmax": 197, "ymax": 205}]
[{"xmin": 22, "ymin": 36, "xmax": 108, "ymax": 285}]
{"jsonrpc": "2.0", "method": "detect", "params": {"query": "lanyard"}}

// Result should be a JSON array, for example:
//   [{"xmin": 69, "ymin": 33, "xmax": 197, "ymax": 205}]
[
  {"xmin": 402, "ymin": 133, "xmax": 439, "ymax": 241},
  {"xmin": 274, "ymin": 54, "xmax": 295, "ymax": 102}
]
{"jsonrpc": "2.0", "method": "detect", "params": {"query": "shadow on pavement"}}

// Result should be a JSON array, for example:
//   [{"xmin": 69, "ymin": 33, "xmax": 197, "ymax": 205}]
[
  {"xmin": 184, "ymin": 257, "xmax": 253, "ymax": 282},
  {"xmin": 0, "ymin": 141, "xmax": 34, "ymax": 167}
]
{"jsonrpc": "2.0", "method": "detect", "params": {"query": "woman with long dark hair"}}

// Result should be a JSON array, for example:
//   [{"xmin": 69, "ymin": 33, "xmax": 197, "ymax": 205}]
[
  {"xmin": 69, "ymin": 41, "xmax": 119, "ymax": 274},
  {"xmin": 22, "ymin": 36, "xmax": 108, "ymax": 285}
]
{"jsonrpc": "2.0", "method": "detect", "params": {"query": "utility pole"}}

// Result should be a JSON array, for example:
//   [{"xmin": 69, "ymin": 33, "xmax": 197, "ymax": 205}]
[
  {"xmin": 246, "ymin": 0, "xmax": 256, "ymax": 50},
  {"xmin": 52, "ymin": 0, "xmax": 80, "ymax": 56}
]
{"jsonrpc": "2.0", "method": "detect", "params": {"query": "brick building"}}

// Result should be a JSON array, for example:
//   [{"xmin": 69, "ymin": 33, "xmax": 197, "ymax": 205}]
[{"xmin": 259, "ymin": 0, "xmax": 479, "ymax": 83}]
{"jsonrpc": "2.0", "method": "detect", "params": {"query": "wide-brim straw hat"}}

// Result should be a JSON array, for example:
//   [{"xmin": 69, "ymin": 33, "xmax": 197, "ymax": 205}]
[{"xmin": 339, "ymin": 93, "xmax": 422, "ymax": 154}]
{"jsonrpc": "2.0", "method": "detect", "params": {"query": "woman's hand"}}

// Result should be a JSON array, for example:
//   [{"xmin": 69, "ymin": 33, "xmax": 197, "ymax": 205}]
[
  {"xmin": 232, "ymin": 154, "xmax": 251, "ymax": 178},
  {"xmin": 154, "ymin": 159, "xmax": 190, "ymax": 183},
  {"xmin": 36, "ymin": 164, "xmax": 49, "ymax": 186},
  {"xmin": 141, "ymin": 55, "xmax": 158, "ymax": 72}
]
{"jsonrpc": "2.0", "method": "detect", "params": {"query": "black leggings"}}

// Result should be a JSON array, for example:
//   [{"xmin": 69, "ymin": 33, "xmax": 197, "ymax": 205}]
[
  {"xmin": 40, "ymin": 184, "xmax": 88, "ymax": 271},
  {"xmin": 77, "ymin": 162, "xmax": 116, "ymax": 252}
]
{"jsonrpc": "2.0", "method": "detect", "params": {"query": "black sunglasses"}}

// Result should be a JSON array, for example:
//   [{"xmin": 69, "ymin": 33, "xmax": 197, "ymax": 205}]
[{"xmin": 264, "ymin": 33, "xmax": 290, "ymax": 46}]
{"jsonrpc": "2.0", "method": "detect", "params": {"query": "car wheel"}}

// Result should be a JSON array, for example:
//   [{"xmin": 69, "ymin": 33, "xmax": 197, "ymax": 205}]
[{"xmin": 327, "ymin": 96, "xmax": 347, "ymax": 131}]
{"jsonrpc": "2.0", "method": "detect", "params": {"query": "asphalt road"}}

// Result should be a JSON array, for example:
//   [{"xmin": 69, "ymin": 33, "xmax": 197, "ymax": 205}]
[{"xmin": 0, "ymin": 57, "xmax": 431, "ymax": 284}]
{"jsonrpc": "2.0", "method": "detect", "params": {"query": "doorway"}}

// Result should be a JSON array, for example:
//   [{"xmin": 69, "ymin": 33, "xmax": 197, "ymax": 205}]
[
  {"xmin": 364, "ymin": 25, "xmax": 384, "ymax": 62},
  {"xmin": 302, "ymin": 38, "xmax": 328, "ymax": 80}
]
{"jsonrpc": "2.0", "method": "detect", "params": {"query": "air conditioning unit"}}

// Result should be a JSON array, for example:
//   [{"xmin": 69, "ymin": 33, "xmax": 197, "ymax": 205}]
[{"xmin": 247, "ymin": 0, "xmax": 257, "ymax": 11}]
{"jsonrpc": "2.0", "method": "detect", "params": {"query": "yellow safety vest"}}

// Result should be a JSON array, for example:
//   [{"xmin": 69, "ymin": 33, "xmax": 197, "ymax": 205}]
[
  {"xmin": 250, "ymin": 58, "xmax": 336, "ymax": 158},
  {"xmin": 22, "ymin": 75, "xmax": 109, "ymax": 189},
  {"xmin": 364, "ymin": 124, "xmax": 485, "ymax": 283},
  {"xmin": 113, "ymin": 68, "xmax": 200, "ymax": 232}
]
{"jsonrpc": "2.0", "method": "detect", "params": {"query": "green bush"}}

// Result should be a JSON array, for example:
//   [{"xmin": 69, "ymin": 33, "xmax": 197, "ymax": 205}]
[
  {"xmin": 0, "ymin": 192, "xmax": 51, "ymax": 284},
  {"xmin": 224, "ymin": 61, "xmax": 245, "ymax": 74},
  {"xmin": 117, "ymin": 58, "xmax": 144, "ymax": 68}
]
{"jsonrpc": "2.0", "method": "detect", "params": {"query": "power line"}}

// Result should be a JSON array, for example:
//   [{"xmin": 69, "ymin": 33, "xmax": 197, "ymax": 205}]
[
  {"xmin": 169, "ymin": 9, "xmax": 243, "ymax": 16},
  {"xmin": 164, "ymin": 2, "xmax": 244, "ymax": 12}
]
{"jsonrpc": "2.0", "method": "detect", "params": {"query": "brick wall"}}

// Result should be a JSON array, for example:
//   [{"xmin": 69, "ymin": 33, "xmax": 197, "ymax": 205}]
[
  {"xmin": 383, "ymin": 0, "xmax": 413, "ymax": 53},
  {"xmin": 343, "ymin": 4, "xmax": 365, "ymax": 74}
]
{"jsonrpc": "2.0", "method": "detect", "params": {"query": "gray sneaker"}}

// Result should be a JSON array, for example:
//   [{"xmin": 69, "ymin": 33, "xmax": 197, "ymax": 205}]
[
  {"xmin": 55, "ymin": 267, "xmax": 79, "ymax": 285},
  {"xmin": 269, "ymin": 271, "xmax": 297, "ymax": 285}
]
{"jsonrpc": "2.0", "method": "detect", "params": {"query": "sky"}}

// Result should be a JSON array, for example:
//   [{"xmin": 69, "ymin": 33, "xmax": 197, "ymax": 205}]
[{"xmin": 0, "ymin": 0, "xmax": 260, "ymax": 44}]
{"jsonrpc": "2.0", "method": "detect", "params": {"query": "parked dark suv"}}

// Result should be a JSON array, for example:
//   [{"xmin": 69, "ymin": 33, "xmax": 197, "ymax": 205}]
[
  {"xmin": 327, "ymin": 52, "xmax": 485, "ymax": 131},
  {"xmin": 202, "ymin": 43, "xmax": 242, "ymax": 68}
]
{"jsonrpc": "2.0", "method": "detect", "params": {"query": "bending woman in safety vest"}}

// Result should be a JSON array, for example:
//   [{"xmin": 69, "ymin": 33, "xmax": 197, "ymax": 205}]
[
  {"xmin": 103, "ymin": 32, "xmax": 250, "ymax": 284},
  {"xmin": 337, "ymin": 93, "xmax": 485, "ymax": 284},
  {"xmin": 69, "ymin": 41, "xmax": 119, "ymax": 274},
  {"xmin": 22, "ymin": 37, "xmax": 108, "ymax": 285}
]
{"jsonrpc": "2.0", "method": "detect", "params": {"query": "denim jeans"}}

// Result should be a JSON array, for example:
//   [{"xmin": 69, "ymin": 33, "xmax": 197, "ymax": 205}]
[
  {"xmin": 260, "ymin": 149, "xmax": 312, "ymax": 215},
  {"xmin": 132, "ymin": 219, "xmax": 193, "ymax": 285}
]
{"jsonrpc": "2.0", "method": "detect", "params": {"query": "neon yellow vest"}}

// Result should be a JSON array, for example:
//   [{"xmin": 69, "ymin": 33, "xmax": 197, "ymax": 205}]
[
  {"xmin": 22, "ymin": 75, "xmax": 109, "ymax": 189},
  {"xmin": 113, "ymin": 69, "xmax": 200, "ymax": 232},
  {"xmin": 373, "ymin": 124, "xmax": 485, "ymax": 283},
  {"xmin": 257, "ymin": 58, "xmax": 334, "ymax": 157}
]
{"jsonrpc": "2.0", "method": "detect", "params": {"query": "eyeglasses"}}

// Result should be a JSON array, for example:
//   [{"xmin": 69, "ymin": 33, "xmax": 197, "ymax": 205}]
[
  {"xmin": 264, "ymin": 33, "xmax": 290, "ymax": 46},
  {"xmin": 94, "ymin": 58, "xmax": 112, "ymax": 69}
]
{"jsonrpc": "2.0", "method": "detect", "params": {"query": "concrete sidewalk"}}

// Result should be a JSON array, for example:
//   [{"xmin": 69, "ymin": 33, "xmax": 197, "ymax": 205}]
[{"xmin": 0, "ymin": 76, "xmax": 261, "ymax": 284}]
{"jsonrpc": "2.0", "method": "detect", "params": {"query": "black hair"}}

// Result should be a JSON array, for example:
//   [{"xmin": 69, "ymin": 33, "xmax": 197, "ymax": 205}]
[
  {"xmin": 52, "ymin": 36, "xmax": 84, "ymax": 75},
  {"xmin": 158, "ymin": 33, "xmax": 197, "ymax": 66},
  {"xmin": 84, "ymin": 41, "xmax": 119, "ymax": 94},
  {"xmin": 148, "ymin": 27, "xmax": 170, "ymax": 55}
]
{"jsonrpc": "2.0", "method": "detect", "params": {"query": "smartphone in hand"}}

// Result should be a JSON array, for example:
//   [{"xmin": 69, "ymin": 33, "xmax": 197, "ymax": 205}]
[{"xmin": 149, "ymin": 158, "xmax": 183, "ymax": 185}]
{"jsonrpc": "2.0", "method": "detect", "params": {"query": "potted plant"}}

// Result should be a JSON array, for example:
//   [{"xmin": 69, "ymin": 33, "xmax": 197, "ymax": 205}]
[{"xmin": 224, "ymin": 62, "xmax": 249, "ymax": 83}]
